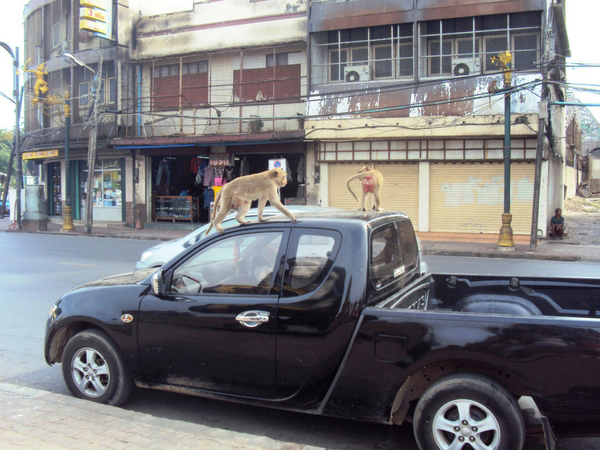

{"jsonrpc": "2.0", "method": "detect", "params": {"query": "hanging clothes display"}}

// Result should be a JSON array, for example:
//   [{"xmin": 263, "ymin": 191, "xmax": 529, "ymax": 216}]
[
  {"xmin": 155, "ymin": 159, "xmax": 170, "ymax": 187},
  {"xmin": 203, "ymin": 187, "xmax": 215, "ymax": 209},
  {"xmin": 203, "ymin": 164, "xmax": 216, "ymax": 187}
]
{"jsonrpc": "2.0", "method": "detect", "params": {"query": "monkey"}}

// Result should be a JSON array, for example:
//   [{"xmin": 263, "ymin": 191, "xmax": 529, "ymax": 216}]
[
  {"xmin": 346, "ymin": 166, "xmax": 384, "ymax": 211},
  {"xmin": 206, "ymin": 168, "xmax": 298, "ymax": 235}
]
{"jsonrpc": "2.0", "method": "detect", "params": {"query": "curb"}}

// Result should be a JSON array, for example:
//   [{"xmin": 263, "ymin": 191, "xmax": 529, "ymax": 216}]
[{"xmin": 422, "ymin": 249, "xmax": 581, "ymax": 262}]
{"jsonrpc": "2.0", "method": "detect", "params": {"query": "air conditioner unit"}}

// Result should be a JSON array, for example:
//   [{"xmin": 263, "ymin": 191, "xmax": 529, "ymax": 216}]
[
  {"xmin": 344, "ymin": 65, "xmax": 371, "ymax": 82},
  {"xmin": 451, "ymin": 57, "xmax": 481, "ymax": 77}
]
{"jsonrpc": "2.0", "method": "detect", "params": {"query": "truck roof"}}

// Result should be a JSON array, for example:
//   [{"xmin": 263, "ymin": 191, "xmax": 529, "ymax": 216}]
[{"xmin": 260, "ymin": 209, "xmax": 412, "ymax": 229}]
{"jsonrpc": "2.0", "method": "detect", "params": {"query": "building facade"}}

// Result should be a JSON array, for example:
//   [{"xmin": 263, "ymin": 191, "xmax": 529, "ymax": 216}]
[
  {"xmin": 113, "ymin": 0, "xmax": 308, "ymax": 226},
  {"xmin": 20, "ymin": 0, "xmax": 572, "ymax": 238},
  {"xmin": 21, "ymin": 0, "xmax": 136, "ymax": 226},
  {"xmin": 305, "ymin": 0, "xmax": 570, "ymax": 236}
]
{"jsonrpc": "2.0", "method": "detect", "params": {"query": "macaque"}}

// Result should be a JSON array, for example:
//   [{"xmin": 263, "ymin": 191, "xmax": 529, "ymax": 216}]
[
  {"xmin": 206, "ymin": 168, "xmax": 298, "ymax": 235},
  {"xmin": 347, "ymin": 166, "xmax": 384, "ymax": 211}
]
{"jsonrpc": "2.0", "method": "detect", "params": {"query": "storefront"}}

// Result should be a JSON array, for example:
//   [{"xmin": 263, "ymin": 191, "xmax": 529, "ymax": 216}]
[
  {"xmin": 80, "ymin": 158, "xmax": 125, "ymax": 222},
  {"xmin": 429, "ymin": 162, "xmax": 534, "ymax": 234},
  {"xmin": 137, "ymin": 142, "xmax": 307, "ymax": 225}
]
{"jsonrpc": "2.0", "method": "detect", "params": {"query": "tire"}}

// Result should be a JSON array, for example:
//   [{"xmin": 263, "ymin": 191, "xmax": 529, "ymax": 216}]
[
  {"xmin": 413, "ymin": 373, "xmax": 525, "ymax": 450},
  {"xmin": 62, "ymin": 329, "xmax": 133, "ymax": 406}
]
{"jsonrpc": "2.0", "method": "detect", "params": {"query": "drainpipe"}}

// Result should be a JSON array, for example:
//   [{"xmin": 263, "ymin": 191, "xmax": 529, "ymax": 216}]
[{"xmin": 137, "ymin": 65, "xmax": 142, "ymax": 137}]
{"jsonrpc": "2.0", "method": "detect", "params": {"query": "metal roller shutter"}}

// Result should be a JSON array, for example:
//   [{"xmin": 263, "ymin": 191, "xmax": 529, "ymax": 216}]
[
  {"xmin": 429, "ymin": 162, "xmax": 534, "ymax": 234},
  {"xmin": 328, "ymin": 163, "xmax": 419, "ymax": 228}
]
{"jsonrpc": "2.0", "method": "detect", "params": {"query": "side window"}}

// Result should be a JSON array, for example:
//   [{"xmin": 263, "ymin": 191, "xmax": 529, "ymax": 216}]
[
  {"xmin": 370, "ymin": 220, "xmax": 418, "ymax": 290},
  {"xmin": 170, "ymin": 232, "xmax": 283, "ymax": 295},
  {"xmin": 283, "ymin": 231, "xmax": 340, "ymax": 297}
]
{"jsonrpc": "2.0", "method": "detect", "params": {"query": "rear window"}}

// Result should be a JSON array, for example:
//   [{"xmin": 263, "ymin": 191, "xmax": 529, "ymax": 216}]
[
  {"xmin": 283, "ymin": 230, "xmax": 341, "ymax": 296},
  {"xmin": 370, "ymin": 220, "xmax": 419, "ymax": 290}
]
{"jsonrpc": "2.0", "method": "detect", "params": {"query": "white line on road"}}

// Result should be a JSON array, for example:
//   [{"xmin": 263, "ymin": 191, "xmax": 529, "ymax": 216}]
[{"xmin": 58, "ymin": 262, "xmax": 95, "ymax": 267}]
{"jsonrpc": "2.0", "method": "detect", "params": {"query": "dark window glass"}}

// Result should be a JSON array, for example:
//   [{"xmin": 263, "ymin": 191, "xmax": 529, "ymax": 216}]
[
  {"xmin": 370, "ymin": 220, "xmax": 418, "ymax": 290},
  {"xmin": 283, "ymin": 231, "xmax": 340, "ymax": 297},
  {"xmin": 482, "ymin": 14, "xmax": 507, "ymax": 31},
  {"xmin": 171, "ymin": 232, "xmax": 284, "ymax": 296},
  {"xmin": 510, "ymin": 11, "xmax": 541, "ymax": 28}
]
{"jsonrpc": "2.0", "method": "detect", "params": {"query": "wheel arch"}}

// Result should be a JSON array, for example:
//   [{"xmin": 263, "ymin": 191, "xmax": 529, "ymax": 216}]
[
  {"xmin": 390, "ymin": 359, "xmax": 529, "ymax": 425},
  {"xmin": 47, "ymin": 320, "xmax": 110, "ymax": 364}
]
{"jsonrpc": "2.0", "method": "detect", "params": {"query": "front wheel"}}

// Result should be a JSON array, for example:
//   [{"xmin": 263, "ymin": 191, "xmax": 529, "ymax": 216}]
[
  {"xmin": 413, "ymin": 373, "xmax": 525, "ymax": 450},
  {"xmin": 62, "ymin": 329, "xmax": 133, "ymax": 406}
]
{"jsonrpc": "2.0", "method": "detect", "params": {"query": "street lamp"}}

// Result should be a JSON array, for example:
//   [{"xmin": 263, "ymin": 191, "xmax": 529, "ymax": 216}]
[
  {"xmin": 0, "ymin": 41, "xmax": 22, "ymax": 230},
  {"xmin": 63, "ymin": 52, "xmax": 102, "ymax": 235},
  {"xmin": 493, "ymin": 51, "xmax": 515, "ymax": 251}
]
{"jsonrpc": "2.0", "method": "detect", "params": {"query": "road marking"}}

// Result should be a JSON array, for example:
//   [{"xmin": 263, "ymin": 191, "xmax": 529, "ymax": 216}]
[{"xmin": 58, "ymin": 262, "xmax": 95, "ymax": 267}]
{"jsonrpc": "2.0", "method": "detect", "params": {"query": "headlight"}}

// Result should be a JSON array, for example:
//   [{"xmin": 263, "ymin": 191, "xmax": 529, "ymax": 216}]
[{"xmin": 140, "ymin": 251, "xmax": 153, "ymax": 262}]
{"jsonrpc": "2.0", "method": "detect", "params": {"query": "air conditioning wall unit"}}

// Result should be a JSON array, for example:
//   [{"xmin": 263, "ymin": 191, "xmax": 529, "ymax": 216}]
[
  {"xmin": 344, "ymin": 65, "xmax": 371, "ymax": 82},
  {"xmin": 451, "ymin": 57, "xmax": 481, "ymax": 77}
]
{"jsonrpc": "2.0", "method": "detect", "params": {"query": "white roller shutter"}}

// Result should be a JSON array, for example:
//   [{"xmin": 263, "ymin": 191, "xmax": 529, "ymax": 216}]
[
  {"xmin": 328, "ymin": 163, "xmax": 419, "ymax": 228},
  {"xmin": 429, "ymin": 162, "xmax": 534, "ymax": 234}
]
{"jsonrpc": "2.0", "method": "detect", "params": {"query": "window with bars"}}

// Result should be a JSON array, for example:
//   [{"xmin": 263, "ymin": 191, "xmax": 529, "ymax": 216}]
[
  {"xmin": 420, "ymin": 12, "xmax": 541, "ymax": 78},
  {"xmin": 315, "ymin": 24, "xmax": 413, "ymax": 84},
  {"xmin": 233, "ymin": 53, "xmax": 300, "ymax": 102},
  {"xmin": 152, "ymin": 61, "xmax": 209, "ymax": 111}
]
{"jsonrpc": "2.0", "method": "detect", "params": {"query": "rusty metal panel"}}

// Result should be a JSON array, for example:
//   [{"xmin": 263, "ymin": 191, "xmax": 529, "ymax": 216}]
[{"xmin": 309, "ymin": 0, "xmax": 545, "ymax": 32}]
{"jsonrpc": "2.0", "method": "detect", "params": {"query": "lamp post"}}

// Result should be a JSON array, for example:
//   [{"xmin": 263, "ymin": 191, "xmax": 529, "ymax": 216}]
[
  {"xmin": 0, "ymin": 42, "xmax": 21, "ymax": 230},
  {"xmin": 64, "ymin": 52, "xmax": 102, "ymax": 235},
  {"xmin": 62, "ymin": 90, "xmax": 74, "ymax": 231},
  {"xmin": 493, "ymin": 51, "xmax": 515, "ymax": 251}
]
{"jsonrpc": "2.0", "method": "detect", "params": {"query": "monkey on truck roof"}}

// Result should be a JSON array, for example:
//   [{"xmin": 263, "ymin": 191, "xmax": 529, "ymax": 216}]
[
  {"xmin": 206, "ymin": 168, "xmax": 298, "ymax": 235},
  {"xmin": 347, "ymin": 166, "xmax": 384, "ymax": 211}
]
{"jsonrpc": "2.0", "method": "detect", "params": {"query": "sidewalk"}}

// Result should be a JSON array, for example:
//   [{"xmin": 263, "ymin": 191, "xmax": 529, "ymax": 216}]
[
  {"xmin": 2, "ymin": 213, "xmax": 599, "ymax": 262},
  {"xmin": 0, "ymin": 382, "xmax": 310, "ymax": 450}
]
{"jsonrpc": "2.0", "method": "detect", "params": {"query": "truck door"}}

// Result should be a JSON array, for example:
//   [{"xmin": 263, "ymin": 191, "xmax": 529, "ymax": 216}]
[
  {"xmin": 276, "ymin": 228, "xmax": 350, "ymax": 403},
  {"xmin": 137, "ymin": 229, "xmax": 288, "ymax": 399}
]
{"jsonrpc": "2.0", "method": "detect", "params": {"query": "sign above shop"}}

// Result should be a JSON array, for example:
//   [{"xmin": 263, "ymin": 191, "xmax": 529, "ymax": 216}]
[
  {"xmin": 79, "ymin": 0, "xmax": 112, "ymax": 40},
  {"xmin": 22, "ymin": 150, "xmax": 59, "ymax": 160}
]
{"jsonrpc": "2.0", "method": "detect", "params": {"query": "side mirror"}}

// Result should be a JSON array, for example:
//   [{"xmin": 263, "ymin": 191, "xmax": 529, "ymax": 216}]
[{"xmin": 151, "ymin": 269, "xmax": 164, "ymax": 295}]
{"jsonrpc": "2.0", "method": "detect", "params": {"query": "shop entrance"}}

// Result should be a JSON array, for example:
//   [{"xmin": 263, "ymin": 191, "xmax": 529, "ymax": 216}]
[
  {"xmin": 151, "ymin": 155, "xmax": 210, "ymax": 222},
  {"xmin": 233, "ymin": 153, "xmax": 306, "ymax": 205}
]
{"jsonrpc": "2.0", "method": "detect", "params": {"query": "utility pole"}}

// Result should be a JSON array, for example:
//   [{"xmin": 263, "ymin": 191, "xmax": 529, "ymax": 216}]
[
  {"xmin": 493, "ymin": 51, "xmax": 515, "ymax": 251},
  {"xmin": 15, "ymin": 47, "xmax": 22, "ymax": 230},
  {"xmin": 84, "ymin": 56, "xmax": 102, "ymax": 235}
]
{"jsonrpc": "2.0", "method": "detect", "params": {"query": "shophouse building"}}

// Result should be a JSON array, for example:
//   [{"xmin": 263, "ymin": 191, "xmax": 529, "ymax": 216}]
[
  {"xmin": 21, "ymin": 0, "xmax": 136, "ymax": 225},
  {"xmin": 305, "ymin": 0, "xmax": 571, "ymax": 236},
  {"xmin": 114, "ymin": 0, "xmax": 308, "ymax": 226}
]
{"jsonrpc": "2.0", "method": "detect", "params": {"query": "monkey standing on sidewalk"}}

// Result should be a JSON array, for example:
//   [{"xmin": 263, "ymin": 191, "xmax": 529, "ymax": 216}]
[
  {"xmin": 347, "ymin": 166, "xmax": 384, "ymax": 211},
  {"xmin": 206, "ymin": 168, "xmax": 298, "ymax": 235}
]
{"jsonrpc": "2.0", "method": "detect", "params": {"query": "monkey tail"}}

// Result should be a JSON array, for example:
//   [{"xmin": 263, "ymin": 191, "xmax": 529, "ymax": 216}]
[
  {"xmin": 346, "ymin": 173, "xmax": 363, "ymax": 202},
  {"xmin": 205, "ymin": 188, "xmax": 223, "ymax": 236}
]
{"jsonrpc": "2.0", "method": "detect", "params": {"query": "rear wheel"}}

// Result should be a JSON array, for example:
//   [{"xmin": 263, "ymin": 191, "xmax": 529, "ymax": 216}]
[
  {"xmin": 62, "ymin": 329, "xmax": 132, "ymax": 406},
  {"xmin": 413, "ymin": 373, "xmax": 525, "ymax": 450}
]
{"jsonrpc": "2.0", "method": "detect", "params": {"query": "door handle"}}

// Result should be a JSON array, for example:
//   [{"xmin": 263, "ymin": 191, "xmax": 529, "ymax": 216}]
[{"xmin": 236, "ymin": 310, "xmax": 270, "ymax": 328}]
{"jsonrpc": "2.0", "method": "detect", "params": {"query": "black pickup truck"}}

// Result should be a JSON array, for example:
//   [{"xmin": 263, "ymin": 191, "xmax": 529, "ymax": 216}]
[{"xmin": 45, "ymin": 210, "xmax": 600, "ymax": 450}]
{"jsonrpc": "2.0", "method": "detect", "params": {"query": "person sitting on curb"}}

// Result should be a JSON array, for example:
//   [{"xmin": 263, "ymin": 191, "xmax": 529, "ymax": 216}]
[{"xmin": 550, "ymin": 208, "xmax": 565, "ymax": 239}]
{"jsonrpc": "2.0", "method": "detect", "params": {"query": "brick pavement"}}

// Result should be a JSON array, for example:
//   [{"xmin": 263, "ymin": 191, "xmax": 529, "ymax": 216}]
[{"xmin": 0, "ymin": 383, "xmax": 315, "ymax": 450}]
